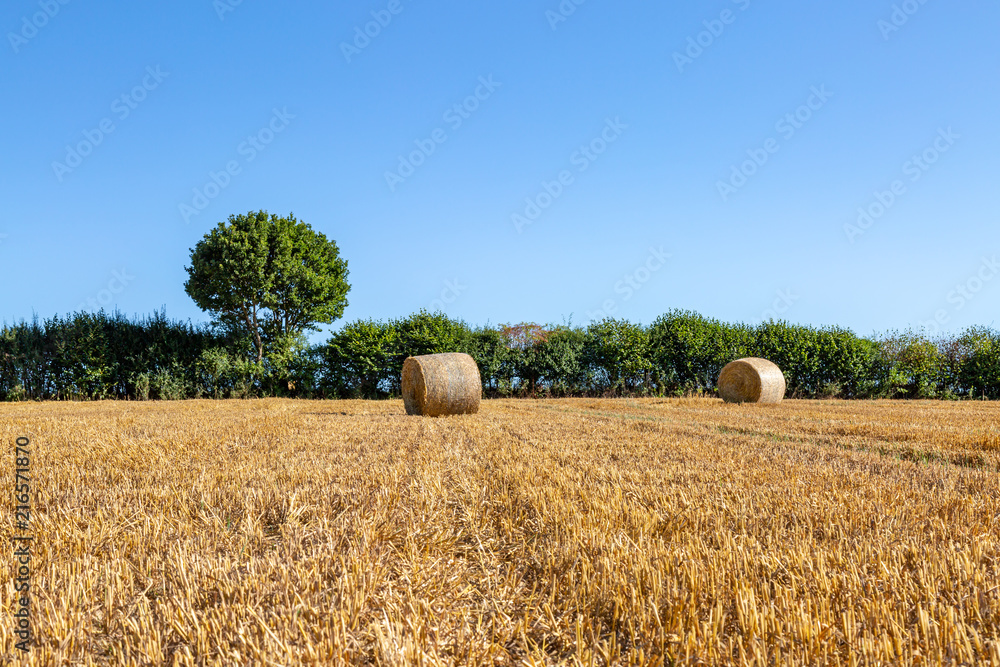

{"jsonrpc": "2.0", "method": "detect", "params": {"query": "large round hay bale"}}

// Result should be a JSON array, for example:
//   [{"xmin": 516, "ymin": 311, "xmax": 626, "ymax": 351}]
[
  {"xmin": 402, "ymin": 353, "xmax": 482, "ymax": 417},
  {"xmin": 718, "ymin": 357, "xmax": 786, "ymax": 404}
]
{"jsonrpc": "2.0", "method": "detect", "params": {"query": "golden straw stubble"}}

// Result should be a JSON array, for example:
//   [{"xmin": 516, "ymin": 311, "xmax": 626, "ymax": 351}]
[
  {"xmin": 402, "ymin": 352, "xmax": 482, "ymax": 416},
  {"xmin": 718, "ymin": 357, "xmax": 786, "ymax": 404},
  {"xmin": 2, "ymin": 397, "xmax": 999, "ymax": 665}
]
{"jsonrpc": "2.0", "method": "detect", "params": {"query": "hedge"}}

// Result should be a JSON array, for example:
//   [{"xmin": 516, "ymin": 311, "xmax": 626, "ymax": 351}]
[{"xmin": 3, "ymin": 308, "xmax": 1000, "ymax": 401}]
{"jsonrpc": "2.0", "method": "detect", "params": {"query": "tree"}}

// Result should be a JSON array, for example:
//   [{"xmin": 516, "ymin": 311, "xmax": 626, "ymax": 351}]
[
  {"xmin": 324, "ymin": 319, "xmax": 399, "ymax": 398},
  {"xmin": 585, "ymin": 318, "xmax": 650, "ymax": 395},
  {"xmin": 499, "ymin": 323, "xmax": 551, "ymax": 395},
  {"xmin": 393, "ymin": 310, "xmax": 473, "ymax": 362},
  {"xmin": 534, "ymin": 326, "xmax": 588, "ymax": 395},
  {"xmin": 184, "ymin": 210, "xmax": 350, "ymax": 365}
]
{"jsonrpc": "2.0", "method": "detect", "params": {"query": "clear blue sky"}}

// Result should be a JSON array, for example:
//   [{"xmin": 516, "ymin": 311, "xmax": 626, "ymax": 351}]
[{"xmin": 3, "ymin": 1, "xmax": 998, "ymax": 342}]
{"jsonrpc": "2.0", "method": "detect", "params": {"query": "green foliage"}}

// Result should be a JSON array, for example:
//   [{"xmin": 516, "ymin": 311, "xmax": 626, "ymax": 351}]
[
  {"xmin": 322, "ymin": 311, "xmax": 475, "ymax": 398},
  {"xmin": 133, "ymin": 373, "xmax": 151, "ymax": 401},
  {"xmin": 955, "ymin": 327, "xmax": 1000, "ymax": 399},
  {"xmin": 814, "ymin": 328, "xmax": 883, "ymax": 399},
  {"xmin": 196, "ymin": 348, "xmax": 234, "ymax": 399},
  {"xmin": 234, "ymin": 359, "xmax": 266, "ymax": 398},
  {"xmin": 390, "ymin": 310, "xmax": 472, "ymax": 393},
  {"xmin": 755, "ymin": 321, "xmax": 874, "ymax": 398},
  {"xmin": 192, "ymin": 347, "xmax": 265, "ymax": 398},
  {"xmin": 261, "ymin": 333, "xmax": 315, "ymax": 396},
  {"xmin": 284, "ymin": 344, "xmax": 323, "ymax": 397},
  {"xmin": 324, "ymin": 319, "xmax": 399, "ymax": 398},
  {"xmin": 584, "ymin": 318, "xmax": 651, "ymax": 395},
  {"xmin": 465, "ymin": 326, "xmax": 515, "ymax": 396},
  {"xmin": 393, "ymin": 310, "xmax": 473, "ymax": 359},
  {"xmin": 0, "ymin": 309, "xmax": 276, "ymax": 401},
  {"xmin": 149, "ymin": 364, "xmax": 190, "ymax": 401},
  {"xmin": 184, "ymin": 210, "xmax": 350, "ymax": 365},
  {"xmin": 5, "ymin": 384, "xmax": 27, "ymax": 402},
  {"xmin": 0, "ymin": 310, "xmax": 219, "ymax": 401},
  {"xmin": 647, "ymin": 312, "xmax": 884, "ymax": 399},
  {"xmin": 648, "ymin": 310, "xmax": 750, "ymax": 394},
  {"xmin": 533, "ymin": 326, "xmax": 589, "ymax": 396},
  {"xmin": 877, "ymin": 330, "xmax": 947, "ymax": 399},
  {"xmin": 500, "ymin": 323, "xmax": 554, "ymax": 395},
  {"xmin": 6, "ymin": 306, "xmax": 1000, "ymax": 402}
]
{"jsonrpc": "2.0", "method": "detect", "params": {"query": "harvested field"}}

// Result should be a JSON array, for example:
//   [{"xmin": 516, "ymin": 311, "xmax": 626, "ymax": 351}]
[{"xmin": 2, "ymin": 398, "xmax": 999, "ymax": 665}]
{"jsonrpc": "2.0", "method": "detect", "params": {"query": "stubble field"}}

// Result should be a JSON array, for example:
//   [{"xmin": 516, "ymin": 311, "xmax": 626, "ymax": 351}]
[{"xmin": 1, "ymin": 397, "xmax": 999, "ymax": 665}]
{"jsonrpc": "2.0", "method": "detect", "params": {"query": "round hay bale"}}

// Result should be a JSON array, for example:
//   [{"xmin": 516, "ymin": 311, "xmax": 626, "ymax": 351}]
[
  {"xmin": 402, "ymin": 353, "xmax": 482, "ymax": 417},
  {"xmin": 718, "ymin": 357, "xmax": 786, "ymax": 404}
]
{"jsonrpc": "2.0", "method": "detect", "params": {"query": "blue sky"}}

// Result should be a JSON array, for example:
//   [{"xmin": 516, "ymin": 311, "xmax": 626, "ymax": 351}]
[{"xmin": 3, "ymin": 0, "xmax": 998, "ymax": 342}]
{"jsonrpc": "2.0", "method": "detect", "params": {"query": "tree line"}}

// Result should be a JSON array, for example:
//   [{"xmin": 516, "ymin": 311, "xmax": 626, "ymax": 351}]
[
  {"xmin": 6, "ymin": 211, "xmax": 999, "ymax": 402},
  {"xmin": 3, "ymin": 308, "xmax": 1000, "ymax": 401}
]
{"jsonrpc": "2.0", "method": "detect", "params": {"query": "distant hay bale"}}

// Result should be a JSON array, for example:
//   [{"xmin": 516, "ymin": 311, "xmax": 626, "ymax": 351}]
[
  {"xmin": 402, "ymin": 353, "xmax": 482, "ymax": 417},
  {"xmin": 718, "ymin": 357, "xmax": 786, "ymax": 404}
]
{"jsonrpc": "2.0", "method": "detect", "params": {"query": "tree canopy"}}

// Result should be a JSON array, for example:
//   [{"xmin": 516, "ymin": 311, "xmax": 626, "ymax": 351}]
[{"xmin": 184, "ymin": 210, "xmax": 350, "ymax": 364}]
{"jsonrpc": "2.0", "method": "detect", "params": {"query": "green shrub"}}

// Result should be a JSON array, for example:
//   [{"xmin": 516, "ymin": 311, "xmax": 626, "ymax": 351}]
[
  {"xmin": 584, "ymin": 318, "xmax": 651, "ymax": 395},
  {"xmin": 534, "ymin": 326, "xmax": 589, "ymax": 395},
  {"xmin": 5, "ymin": 384, "xmax": 27, "ymax": 402},
  {"xmin": 133, "ymin": 373, "xmax": 151, "ymax": 401},
  {"xmin": 149, "ymin": 365, "xmax": 189, "ymax": 401},
  {"xmin": 649, "ymin": 310, "xmax": 749, "ymax": 394},
  {"xmin": 196, "ymin": 348, "xmax": 233, "ymax": 398},
  {"xmin": 958, "ymin": 327, "xmax": 1000, "ymax": 399},
  {"xmin": 877, "ymin": 330, "xmax": 946, "ymax": 399},
  {"xmin": 324, "ymin": 319, "xmax": 399, "ymax": 398},
  {"xmin": 465, "ymin": 326, "xmax": 515, "ymax": 396},
  {"xmin": 6, "ymin": 307, "xmax": 1000, "ymax": 402}
]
